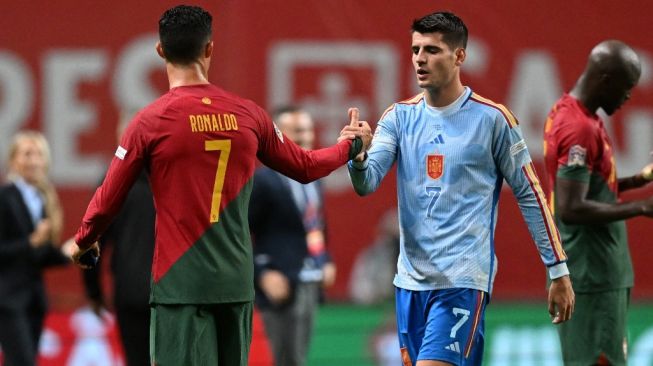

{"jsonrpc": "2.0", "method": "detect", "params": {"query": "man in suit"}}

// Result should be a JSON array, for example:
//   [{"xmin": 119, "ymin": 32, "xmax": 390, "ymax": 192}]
[
  {"xmin": 249, "ymin": 106, "xmax": 336, "ymax": 366},
  {"xmin": 0, "ymin": 131, "xmax": 70, "ymax": 366}
]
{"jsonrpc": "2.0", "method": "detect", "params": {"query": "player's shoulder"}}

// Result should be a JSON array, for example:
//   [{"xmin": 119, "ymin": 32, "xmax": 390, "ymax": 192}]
[
  {"xmin": 394, "ymin": 93, "xmax": 424, "ymax": 110},
  {"xmin": 397, "ymin": 93, "xmax": 425, "ymax": 106},
  {"xmin": 205, "ymin": 85, "xmax": 262, "ymax": 111},
  {"xmin": 378, "ymin": 93, "xmax": 424, "ymax": 122},
  {"xmin": 547, "ymin": 96, "xmax": 597, "ymax": 140},
  {"xmin": 550, "ymin": 95, "xmax": 592, "ymax": 125},
  {"xmin": 136, "ymin": 91, "xmax": 178, "ymax": 121},
  {"xmin": 144, "ymin": 84, "xmax": 266, "ymax": 122},
  {"xmin": 467, "ymin": 92, "xmax": 519, "ymax": 128},
  {"xmin": 167, "ymin": 84, "xmax": 263, "ymax": 111}
]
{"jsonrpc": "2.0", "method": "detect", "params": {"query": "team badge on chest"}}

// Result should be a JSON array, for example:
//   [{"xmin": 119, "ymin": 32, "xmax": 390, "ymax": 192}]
[{"xmin": 427, "ymin": 154, "xmax": 444, "ymax": 179}]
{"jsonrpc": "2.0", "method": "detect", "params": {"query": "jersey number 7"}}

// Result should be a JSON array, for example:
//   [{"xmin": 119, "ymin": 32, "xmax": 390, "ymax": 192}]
[
  {"xmin": 426, "ymin": 186, "xmax": 441, "ymax": 218},
  {"xmin": 205, "ymin": 140, "xmax": 232, "ymax": 223}
]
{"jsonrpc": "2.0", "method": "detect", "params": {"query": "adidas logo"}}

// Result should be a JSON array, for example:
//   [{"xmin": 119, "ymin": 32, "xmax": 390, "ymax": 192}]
[
  {"xmin": 433, "ymin": 134, "xmax": 445, "ymax": 144},
  {"xmin": 445, "ymin": 341, "xmax": 461, "ymax": 353}
]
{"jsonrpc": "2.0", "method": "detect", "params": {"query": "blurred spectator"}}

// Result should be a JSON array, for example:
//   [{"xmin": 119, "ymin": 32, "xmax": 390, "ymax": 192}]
[
  {"xmin": 349, "ymin": 209, "xmax": 399, "ymax": 305},
  {"xmin": 82, "ymin": 110, "xmax": 155, "ymax": 366},
  {"xmin": 249, "ymin": 106, "xmax": 336, "ymax": 366},
  {"xmin": 0, "ymin": 130, "xmax": 70, "ymax": 366}
]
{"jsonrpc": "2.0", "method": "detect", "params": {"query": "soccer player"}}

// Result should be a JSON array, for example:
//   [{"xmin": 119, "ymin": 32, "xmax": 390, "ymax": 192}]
[
  {"xmin": 543, "ymin": 40, "xmax": 653, "ymax": 366},
  {"xmin": 69, "ymin": 5, "xmax": 370, "ymax": 366},
  {"xmin": 343, "ymin": 12, "xmax": 574, "ymax": 366}
]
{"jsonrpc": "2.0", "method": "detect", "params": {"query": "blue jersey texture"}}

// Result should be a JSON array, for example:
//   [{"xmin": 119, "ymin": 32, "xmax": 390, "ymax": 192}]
[{"xmin": 349, "ymin": 87, "xmax": 567, "ymax": 294}]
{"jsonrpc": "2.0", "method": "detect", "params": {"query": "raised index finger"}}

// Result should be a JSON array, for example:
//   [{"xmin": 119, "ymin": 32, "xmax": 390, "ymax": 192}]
[{"xmin": 348, "ymin": 107, "xmax": 360, "ymax": 127}]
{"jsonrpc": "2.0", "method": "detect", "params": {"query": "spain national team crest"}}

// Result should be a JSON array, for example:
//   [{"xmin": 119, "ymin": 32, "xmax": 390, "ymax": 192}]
[{"xmin": 427, "ymin": 154, "xmax": 444, "ymax": 180}]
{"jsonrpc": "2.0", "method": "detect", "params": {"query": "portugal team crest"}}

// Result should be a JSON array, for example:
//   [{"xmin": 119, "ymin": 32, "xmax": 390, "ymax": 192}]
[
  {"xmin": 568, "ymin": 144, "xmax": 586, "ymax": 167},
  {"xmin": 427, "ymin": 154, "xmax": 444, "ymax": 179}
]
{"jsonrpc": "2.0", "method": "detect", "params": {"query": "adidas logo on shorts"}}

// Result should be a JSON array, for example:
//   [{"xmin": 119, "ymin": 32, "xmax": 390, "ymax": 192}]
[{"xmin": 445, "ymin": 341, "xmax": 461, "ymax": 353}]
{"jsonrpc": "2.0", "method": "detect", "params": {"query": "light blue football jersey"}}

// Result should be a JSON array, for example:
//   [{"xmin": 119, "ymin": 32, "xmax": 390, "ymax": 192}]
[{"xmin": 349, "ymin": 87, "xmax": 568, "ymax": 294}]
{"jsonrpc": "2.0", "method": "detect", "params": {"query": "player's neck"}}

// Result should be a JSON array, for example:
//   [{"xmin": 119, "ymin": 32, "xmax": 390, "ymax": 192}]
[
  {"xmin": 570, "ymin": 74, "xmax": 601, "ymax": 115},
  {"xmin": 570, "ymin": 84, "xmax": 600, "ymax": 115},
  {"xmin": 166, "ymin": 61, "xmax": 210, "ymax": 89},
  {"xmin": 424, "ymin": 82, "xmax": 465, "ymax": 108}
]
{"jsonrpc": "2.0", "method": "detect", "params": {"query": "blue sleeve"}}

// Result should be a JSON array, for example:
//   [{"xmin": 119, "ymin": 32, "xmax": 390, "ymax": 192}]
[
  {"xmin": 492, "ymin": 114, "xmax": 569, "ymax": 278},
  {"xmin": 347, "ymin": 106, "xmax": 399, "ymax": 196}
]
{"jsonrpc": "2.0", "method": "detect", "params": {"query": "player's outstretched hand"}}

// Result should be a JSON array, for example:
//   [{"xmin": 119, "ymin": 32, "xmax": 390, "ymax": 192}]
[
  {"xmin": 548, "ymin": 275, "xmax": 575, "ymax": 324},
  {"xmin": 69, "ymin": 240, "xmax": 101, "ymax": 269},
  {"xmin": 337, "ymin": 107, "xmax": 372, "ymax": 161}
]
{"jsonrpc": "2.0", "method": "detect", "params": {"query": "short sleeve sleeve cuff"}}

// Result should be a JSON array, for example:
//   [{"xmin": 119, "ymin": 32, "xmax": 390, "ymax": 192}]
[
  {"xmin": 557, "ymin": 165, "xmax": 591, "ymax": 183},
  {"xmin": 548, "ymin": 262, "xmax": 569, "ymax": 279}
]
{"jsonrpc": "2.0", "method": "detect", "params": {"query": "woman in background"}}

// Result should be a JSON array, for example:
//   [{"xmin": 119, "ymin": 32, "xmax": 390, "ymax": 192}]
[{"xmin": 0, "ymin": 130, "xmax": 70, "ymax": 366}]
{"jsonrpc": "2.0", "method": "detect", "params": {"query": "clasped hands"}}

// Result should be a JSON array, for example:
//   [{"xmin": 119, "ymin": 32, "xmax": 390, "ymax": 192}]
[{"xmin": 337, "ymin": 108, "xmax": 373, "ymax": 162}]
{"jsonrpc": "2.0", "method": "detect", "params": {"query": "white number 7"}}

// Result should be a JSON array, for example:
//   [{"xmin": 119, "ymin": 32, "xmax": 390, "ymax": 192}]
[{"xmin": 450, "ymin": 307, "xmax": 470, "ymax": 338}]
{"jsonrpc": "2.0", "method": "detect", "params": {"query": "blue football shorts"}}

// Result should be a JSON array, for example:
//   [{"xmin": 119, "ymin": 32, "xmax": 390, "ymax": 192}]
[{"xmin": 395, "ymin": 287, "xmax": 488, "ymax": 366}]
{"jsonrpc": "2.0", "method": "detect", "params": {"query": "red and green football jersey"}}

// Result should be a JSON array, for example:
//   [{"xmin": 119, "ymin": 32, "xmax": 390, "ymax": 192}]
[
  {"xmin": 75, "ymin": 83, "xmax": 352, "ymax": 304},
  {"xmin": 543, "ymin": 94, "xmax": 633, "ymax": 292}
]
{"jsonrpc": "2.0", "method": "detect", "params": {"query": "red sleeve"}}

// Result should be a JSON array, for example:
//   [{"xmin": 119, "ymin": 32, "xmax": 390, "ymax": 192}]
[
  {"xmin": 74, "ymin": 115, "xmax": 147, "ymax": 249},
  {"xmin": 255, "ymin": 107, "xmax": 352, "ymax": 183},
  {"xmin": 555, "ymin": 115, "xmax": 600, "ymax": 172}
]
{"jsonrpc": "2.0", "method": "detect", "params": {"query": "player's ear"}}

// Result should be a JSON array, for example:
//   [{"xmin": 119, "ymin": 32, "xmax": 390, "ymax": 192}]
[
  {"xmin": 204, "ymin": 41, "xmax": 214, "ymax": 58},
  {"xmin": 155, "ymin": 42, "xmax": 165, "ymax": 59},
  {"xmin": 455, "ymin": 47, "xmax": 466, "ymax": 66}
]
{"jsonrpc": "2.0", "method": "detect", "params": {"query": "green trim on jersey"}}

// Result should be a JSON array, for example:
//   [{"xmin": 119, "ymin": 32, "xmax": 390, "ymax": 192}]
[
  {"xmin": 556, "ymin": 164, "xmax": 591, "ymax": 183},
  {"xmin": 151, "ymin": 180, "xmax": 254, "ymax": 304},
  {"xmin": 555, "ymin": 168, "xmax": 633, "ymax": 292}
]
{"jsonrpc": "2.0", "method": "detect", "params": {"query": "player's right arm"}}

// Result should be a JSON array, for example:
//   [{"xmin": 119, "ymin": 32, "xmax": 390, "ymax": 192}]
[
  {"xmin": 347, "ymin": 105, "xmax": 399, "ymax": 196},
  {"xmin": 74, "ymin": 115, "xmax": 147, "ymax": 251},
  {"xmin": 255, "ymin": 107, "xmax": 367, "ymax": 183}
]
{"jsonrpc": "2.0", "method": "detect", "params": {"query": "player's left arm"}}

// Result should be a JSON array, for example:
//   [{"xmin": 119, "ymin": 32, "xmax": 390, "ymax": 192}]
[
  {"xmin": 492, "ymin": 113, "xmax": 574, "ymax": 323},
  {"xmin": 493, "ymin": 117, "xmax": 568, "ymax": 271}
]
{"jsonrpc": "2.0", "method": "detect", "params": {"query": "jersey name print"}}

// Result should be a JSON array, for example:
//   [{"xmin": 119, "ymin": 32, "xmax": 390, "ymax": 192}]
[{"xmin": 75, "ymin": 83, "xmax": 353, "ymax": 304}]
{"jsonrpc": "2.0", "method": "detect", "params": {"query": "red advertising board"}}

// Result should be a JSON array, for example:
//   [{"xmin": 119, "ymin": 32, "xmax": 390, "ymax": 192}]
[
  {"xmin": 0, "ymin": 309, "xmax": 272, "ymax": 365},
  {"xmin": 2, "ymin": 0, "xmax": 653, "ymax": 307}
]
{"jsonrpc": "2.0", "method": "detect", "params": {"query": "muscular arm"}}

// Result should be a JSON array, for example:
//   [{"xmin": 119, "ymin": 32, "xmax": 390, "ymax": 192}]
[{"xmin": 556, "ymin": 177, "xmax": 653, "ymax": 225}]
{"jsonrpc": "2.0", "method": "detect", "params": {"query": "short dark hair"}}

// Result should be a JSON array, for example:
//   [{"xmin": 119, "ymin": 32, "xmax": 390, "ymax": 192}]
[
  {"xmin": 159, "ymin": 5, "xmax": 212, "ymax": 64},
  {"xmin": 412, "ymin": 12, "xmax": 468, "ymax": 50}
]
